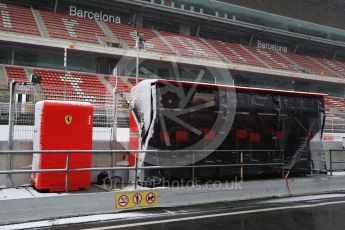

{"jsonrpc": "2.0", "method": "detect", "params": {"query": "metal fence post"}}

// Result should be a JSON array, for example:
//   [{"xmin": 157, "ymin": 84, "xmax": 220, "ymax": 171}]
[
  {"xmin": 240, "ymin": 151, "xmax": 243, "ymax": 181},
  {"xmin": 330, "ymin": 149, "xmax": 333, "ymax": 176},
  {"xmin": 192, "ymin": 151, "xmax": 195, "ymax": 185},
  {"xmin": 134, "ymin": 151, "xmax": 138, "ymax": 190},
  {"xmin": 65, "ymin": 151, "xmax": 70, "ymax": 193},
  {"xmin": 282, "ymin": 151, "xmax": 285, "ymax": 179}
]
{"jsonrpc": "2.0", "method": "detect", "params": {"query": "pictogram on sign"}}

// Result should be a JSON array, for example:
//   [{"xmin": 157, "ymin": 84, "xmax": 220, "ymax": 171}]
[
  {"xmin": 118, "ymin": 195, "xmax": 129, "ymax": 207},
  {"xmin": 146, "ymin": 192, "xmax": 156, "ymax": 204},
  {"xmin": 133, "ymin": 193, "xmax": 142, "ymax": 204}
]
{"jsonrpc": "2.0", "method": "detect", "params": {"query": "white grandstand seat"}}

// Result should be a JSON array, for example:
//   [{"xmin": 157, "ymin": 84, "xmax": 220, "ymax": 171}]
[
  {"xmin": 4, "ymin": 66, "xmax": 28, "ymax": 84},
  {"xmin": 205, "ymin": 39, "xmax": 266, "ymax": 67},
  {"xmin": 0, "ymin": 3, "xmax": 40, "ymax": 36},
  {"xmin": 33, "ymin": 69, "xmax": 112, "ymax": 105},
  {"xmin": 39, "ymin": 11, "xmax": 104, "ymax": 44},
  {"xmin": 106, "ymin": 23, "xmax": 173, "ymax": 54},
  {"xmin": 158, "ymin": 31, "xmax": 222, "ymax": 61}
]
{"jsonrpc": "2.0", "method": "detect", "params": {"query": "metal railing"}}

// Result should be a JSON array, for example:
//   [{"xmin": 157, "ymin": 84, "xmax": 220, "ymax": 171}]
[
  {"xmin": 329, "ymin": 149, "xmax": 345, "ymax": 176},
  {"xmin": 0, "ymin": 149, "xmax": 285, "ymax": 192}
]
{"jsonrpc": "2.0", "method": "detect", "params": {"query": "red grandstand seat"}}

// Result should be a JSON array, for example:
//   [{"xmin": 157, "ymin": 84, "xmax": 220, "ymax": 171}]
[
  {"xmin": 205, "ymin": 39, "xmax": 266, "ymax": 67},
  {"xmin": 106, "ymin": 23, "xmax": 173, "ymax": 54},
  {"xmin": 4, "ymin": 66, "xmax": 28, "ymax": 84},
  {"xmin": 40, "ymin": 11, "xmax": 104, "ymax": 44},
  {"xmin": 285, "ymin": 52, "xmax": 333, "ymax": 77},
  {"xmin": 105, "ymin": 76, "xmax": 131, "ymax": 94},
  {"xmin": 158, "ymin": 31, "xmax": 222, "ymax": 61},
  {"xmin": 33, "ymin": 68, "xmax": 113, "ymax": 105},
  {"xmin": 246, "ymin": 47, "xmax": 296, "ymax": 72},
  {"xmin": 127, "ymin": 77, "xmax": 144, "ymax": 86},
  {"xmin": 0, "ymin": 3, "xmax": 40, "ymax": 36}
]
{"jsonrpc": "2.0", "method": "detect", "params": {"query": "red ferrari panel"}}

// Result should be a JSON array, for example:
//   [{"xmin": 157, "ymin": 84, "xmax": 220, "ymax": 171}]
[{"xmin": 32, "ymin": 101, "xmax": 93, "ymax": 192}]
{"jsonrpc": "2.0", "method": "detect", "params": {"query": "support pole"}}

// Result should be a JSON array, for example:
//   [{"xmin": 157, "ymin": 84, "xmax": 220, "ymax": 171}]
[
  {"xmin": 65, "ymin": 151, "xmax": 70, "ymax": 193},
  {"xmin": 330, "ymin": 150, "xmax": 333, "ymax": 176},
  {"xmin": 240, "ymin": 151, "xmax": 243, "ymax": 181},
  {"xmin": 53, "ymin": 0, "xmax": 59, "ymax": 13},
  {"xmin": 136, "ymin": 35, "xmax": 139, "ymax": 85},
  {"xmin": 63, "ymin": 47, "xmax": 67, "ymax": 100},
  {"xmin": 8, "ymin": 81, "xmax": 16, "ymax": 152},
  {"xmin": 7, "ymin": 81, "xmax": 16, "ymax": 186}
]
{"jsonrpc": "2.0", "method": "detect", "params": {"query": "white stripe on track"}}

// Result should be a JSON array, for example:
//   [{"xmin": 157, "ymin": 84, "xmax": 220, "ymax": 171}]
[{"xmin": 85, "ymin": 200, "xmax": 345, "ymax": 230}]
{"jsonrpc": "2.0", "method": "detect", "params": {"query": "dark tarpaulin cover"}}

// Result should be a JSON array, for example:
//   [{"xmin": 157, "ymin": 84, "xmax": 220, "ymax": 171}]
[{"xmin": 131, "ymin": 80, "xmax": 326, "ymax": 182}]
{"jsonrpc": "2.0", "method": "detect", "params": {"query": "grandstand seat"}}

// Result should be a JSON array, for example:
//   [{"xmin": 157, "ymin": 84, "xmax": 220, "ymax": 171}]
[
  {"xmin": 106, "ymin": 23, "xmax": 173, "ymax": 54},
  {"xmin": 205, "ymin": 39, "xmax": 267, "ymax": 67},
  {"xmin": 313, "ymin": 58, "xmax": 345, "ymax": 78},
  {"xmin": 325, "ymin": 96, "xmax": 345, "ymax": 113},
  {"xmin": 285, "ymin": 52, "xmax": 333, "ymax": 77},
  {"xmin": 105, "ymin": 76, "xmax": 131, "ymax": 94},
  {"xmin": 246, "ymin": 47, "xmax": 296, "ymax": 72},
  {"xmin": 33, "ymin": 69, "xmax": 112, "ymax": 105},
  {"xmin": 40, "ymin": 11, "xmax": 104, "ymax": 44},
  {"xmin": 158, "ymin": 31, "xmax": 222, "ymax": 61},
  {"xmin": 126, "ymin": 77, "xmax": 144, "ymax": 87},
  {"xmin": 4, "ymin": 66, "xmax": 28, "ymax": 84},
  {"xmin": 0, "ymin": 3, "xmax": 40, "ymax": 36}
]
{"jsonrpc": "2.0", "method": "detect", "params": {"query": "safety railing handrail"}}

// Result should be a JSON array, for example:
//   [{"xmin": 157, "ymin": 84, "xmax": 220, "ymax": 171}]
[
  {"xmin": 1, "ymin": 149, "xmax": 285, "ymax": 192},
  {"xmin": 329, "ymin": 149, "xmax": 345, "ymax": 176},
  {"xmin": 0, "ymin": 149, "xmax": 284, "ymax": 154}
]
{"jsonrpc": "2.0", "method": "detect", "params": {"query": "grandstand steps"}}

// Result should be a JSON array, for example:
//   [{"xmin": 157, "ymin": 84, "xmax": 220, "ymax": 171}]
[
  {"xmin": 31, "ymin": 9, "xmax": 50, "ymax": 38},
  {"xmin": 239, "ymin": 45, "xmax": 271, "ymax": 68},
  {"xmin": 113, "ymin": 92, "xmax": 130, "ymax": 128},
  {"xmin": 153, "ymin": 30, "xmax": 179, "ymax": 55},
  {"xmin": 101, "ymin": 75, "xmax": 130, "ymax": 128},
  {"xmin": 27, "ymin": 67, "xmax": 46, "ymax": 101},
  {"xmin": 275, "ymin": 51, "xmax": 300, "ymax": 70},
  {"xmin": 95, "ymin": 21, "xmax": 118, "ymax": 42},
  {"xmin": 96, "ymin": 35, "xmax": 109, "ymax": 47},
  {"xmin": 24, "ymin": 68, "xmax": 32, "ymax": 80},
  {"xmin": 199, "ymin": 38, "xmax": 229, "ymax": 63},
  {"xmin": 99, "ymin": 75, "xmax": 115, "ymax": 95}
]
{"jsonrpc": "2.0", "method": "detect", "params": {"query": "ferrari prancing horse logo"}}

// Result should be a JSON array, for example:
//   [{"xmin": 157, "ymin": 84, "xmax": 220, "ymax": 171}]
[{"xmin": 65, "ymin": 115, "xmax": 72, "ymax": 125}]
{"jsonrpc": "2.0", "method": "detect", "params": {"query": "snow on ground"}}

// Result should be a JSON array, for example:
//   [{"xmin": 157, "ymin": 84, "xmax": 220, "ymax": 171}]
[
  {"xmin": 328, "ymin": 171, "xmax": 345, "ymax": 176},
  {"xmin": 0, "ymin": 212, "xmax": 153, "ymax": 230},
  {"xmin": 261, "ymin": 194, "xmax": 345, "ymax": 204},
  {"xmin": 0, "ymin": 187, "xmax": 65, "ymax": 201}
]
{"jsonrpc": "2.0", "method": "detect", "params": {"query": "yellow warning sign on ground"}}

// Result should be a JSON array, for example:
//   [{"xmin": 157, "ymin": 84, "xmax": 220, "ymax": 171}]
[{"xmin": 115, "ymin": 191, "xmax": 158, "ymax": 209}]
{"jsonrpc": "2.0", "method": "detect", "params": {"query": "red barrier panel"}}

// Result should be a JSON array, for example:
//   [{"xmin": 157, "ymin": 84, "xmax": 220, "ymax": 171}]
[{"xmin": 32, "ymin": 101, "xmax": 93, "ymax": 192}]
